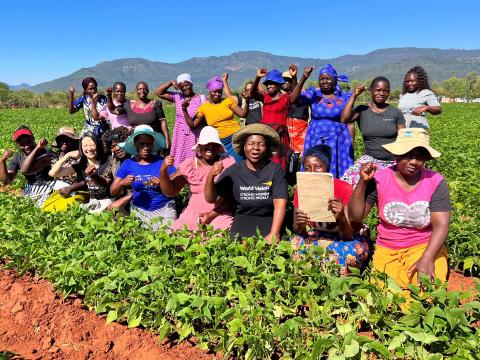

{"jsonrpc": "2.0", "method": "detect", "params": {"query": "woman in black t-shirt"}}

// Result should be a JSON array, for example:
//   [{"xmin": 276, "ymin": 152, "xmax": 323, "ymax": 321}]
[
  {"xmin": 340, "ymin": 77, "xmax": 406, "ymax": 187},
  {"xmin": 204, "ymin": 124, "xmax": 288, "ymax": 242}
]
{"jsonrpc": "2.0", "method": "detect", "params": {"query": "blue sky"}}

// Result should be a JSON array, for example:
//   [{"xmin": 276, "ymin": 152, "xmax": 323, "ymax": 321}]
[{"xmin": 1, "ymin": 0, "xmax": 479, "ymax": 85}]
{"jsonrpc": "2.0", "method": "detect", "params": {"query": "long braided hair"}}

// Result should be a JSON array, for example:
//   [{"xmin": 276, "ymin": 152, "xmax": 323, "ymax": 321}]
[{"xmin": 402, "ymin": 65, "xmax": 431, "ymax": 94}]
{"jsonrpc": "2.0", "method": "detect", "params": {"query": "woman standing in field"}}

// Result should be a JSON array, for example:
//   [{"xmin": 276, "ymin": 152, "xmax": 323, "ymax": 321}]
[
  {"xmin": 183, "ymin": 76, "xmax": 249, "ymax": 162},
  {"xmin": 110, "ymin": 125, "xmax": 176, "ymax": 229},
  {"xmin": 68, "ymin": 77, "xmax": 110, "ymax": 138},
  {"xmin": 250, "ymin": 66, "xmax": 313, "ymax": 172},
  {"xmin": 102, "ymin": 82, "xmax": 133, "ymax": 130},
  {"xmin": 0, "ymin": 126, "xmax": 55, "ymax": 207},
  {"xmin": 155, "ymin": 74, "xmax": 206, "ymax": 167},
  {"xmin": 290, "ymin": 144, "xmax": 372, "ymax": 274},
  {"xmin": 204, "ymin": 124, "xmax": 288, "ymax": 243},
  {"xmin": 398, "ymin": 66, "xmax": 441, "ymax": 129},
  {"xmin": 349, "ymin": 128, "xmax": 451, "ymax": 289},
  {"xmin": 111, "ymin": 82, "xmax": 171, "ymax": 149},
  {"xmin": 159, "ymin": 126, "xmax": 235, "ymax": 231},
  {"xmin": 300, "ymin": 64, "xmax": 353, "ymax": 179},
  {"xmin": 341, "ymin": 77, "xmax": 406, "ymax": 187}
]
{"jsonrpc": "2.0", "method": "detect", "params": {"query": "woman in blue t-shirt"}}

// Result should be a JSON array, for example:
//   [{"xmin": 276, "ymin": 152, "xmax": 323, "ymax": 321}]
[{"xmin": 110, "ymin": 125, "xmax": 176, "ymax": 230}]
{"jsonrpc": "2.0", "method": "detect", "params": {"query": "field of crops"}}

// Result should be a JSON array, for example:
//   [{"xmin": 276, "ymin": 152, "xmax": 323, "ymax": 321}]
[{"xmin": 0, "ymin": 104, "xmax": 480, "ymax": 358}]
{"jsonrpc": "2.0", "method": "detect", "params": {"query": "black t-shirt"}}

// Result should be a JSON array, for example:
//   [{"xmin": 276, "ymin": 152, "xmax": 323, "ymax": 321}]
[
  {"xmin": 355, "ymin": 105, "xmax": 405, "ymax": 161},
  {"xmin": 7, "ymin": 150, "xmax": 52, "ymax": 185},
  {"xmin": 237, "ymin": 95, "xmax": 262, "ymax": 125},
  {"xmin": 216, "ymin": 160, "xmax": 288, "ymax": 238},
  {"xmin": 288, "ymin": 102, "xmax": 309, "ymax": 120},
  {"xmin": 73, "ymin": 156, "xmax": 113, "ymax": 200}
]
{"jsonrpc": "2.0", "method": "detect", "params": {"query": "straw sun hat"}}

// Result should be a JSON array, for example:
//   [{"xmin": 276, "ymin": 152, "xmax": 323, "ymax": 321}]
[
  {"xmin": 232, "ymin": 124, "xmax": 280, "ymax": 155},
  {"xmin": 382, "ymin": 128, "xmax": 440, "ymax": 159}
]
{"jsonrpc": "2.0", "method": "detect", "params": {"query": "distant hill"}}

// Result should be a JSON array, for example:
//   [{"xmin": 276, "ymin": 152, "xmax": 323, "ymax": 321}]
[
  {"xmin": 9, "ymin": 83, "xmax": 32, "ymax": 90},
  {"xmin": 29, "ymin": 48, "xmax": 480, "ymax": 93}
]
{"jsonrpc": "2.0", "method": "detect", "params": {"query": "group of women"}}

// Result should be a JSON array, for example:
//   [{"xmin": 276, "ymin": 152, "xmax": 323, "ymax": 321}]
[{"xmin": 0, "ymin": 63, "xmax": 450, "ymax": 290}]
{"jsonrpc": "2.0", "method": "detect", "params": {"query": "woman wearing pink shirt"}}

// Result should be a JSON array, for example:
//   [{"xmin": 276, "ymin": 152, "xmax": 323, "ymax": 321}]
[
  {"xmin": 103, "ymin": 82, "xmax": 133, "ymax": 130},
  {"xmin": 159, "ymin": 126, "xmax": 235, "ymax": 231},
  {"xmin": 349, "ymin": 128, "xmax": 451, "ymax": 289}
]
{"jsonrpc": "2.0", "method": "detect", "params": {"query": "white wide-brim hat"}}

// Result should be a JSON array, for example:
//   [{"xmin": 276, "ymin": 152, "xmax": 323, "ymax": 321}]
[{"xmin": 191, "ymin": 126, "xmax": 226, "ymax": 152}]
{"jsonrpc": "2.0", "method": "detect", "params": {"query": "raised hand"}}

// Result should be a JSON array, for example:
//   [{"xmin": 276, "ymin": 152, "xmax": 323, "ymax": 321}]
[
  {"xmin": 354, "ymin": 85, "xmax": 367, "ymax": 97},
  {"xmin": 121, "ymin": 175, "xmax": 135, "ymax": 187},
  {"xmin": 1, "ymin": 149, "xmax": 14, "ymax": 162},
  {"xmin": 65, "ymin": 150, "xmax": 80, "ymax": 160},
  {"xmin": 328, "ymin": 198, "xmax": 344, "ymax": 219},
  {"xmin": 222, "ymin": 73, "xmax": 229, "ymax": 81},
  {"xmin": 91, "ymin": 92, "xmax": 100, "ymax": 102},
  {"xmin": 257, "ymin": 68, "xmax": 268, "ymax": 78},
  {"xmin": 69, "ymin": 85, "xmax": 75, "ymax": 94},
  {"xmin": 37, "ymin": 138, "xmax": 48, "ymax": 149},
  {"xmin": 182, "ymin": 97, "xmax": 191, "ymax": 111},
  {"xmin": 209, "ymin": 161, "xmax": 224, "ymax": 177},
  {"xmin": 295, "ymin": 209, "xmax": 310, "ymax": 227},
  {"xmin": 163, "ymin": 155, "xmax": 175, "ymax": 168},
  {"xmin": 303, "ymin": 66, "xmax": 314, "ymax": 78},
  {"xmin": 288, "ymin": 64, "xmax": 298, "ymax": 77},
  {"xmin": 359, "ymin": 162, "xmax": 377, "ymax": 182},
  {"xmin": 106, "ymin": 87, "xmax": 113, "ymax": 96},
  {"xmin": 85, "ymin": 165, "xmax": 97, "ymax": 176},
  {"xmin": 172, "ymin": 80, "xmax": 179, "ymax": 90}
]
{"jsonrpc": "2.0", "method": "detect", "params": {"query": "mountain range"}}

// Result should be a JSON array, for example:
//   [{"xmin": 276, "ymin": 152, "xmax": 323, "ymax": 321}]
[{"xmin": 14, "ymin": 48, "xmax": 480, "ymax": 93}]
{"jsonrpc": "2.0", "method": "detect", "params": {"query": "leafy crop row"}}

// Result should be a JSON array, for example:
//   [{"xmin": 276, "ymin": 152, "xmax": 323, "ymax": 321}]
[{"xmin": 1, "ymin": 194, "xmax": 480, "ymax": 359}]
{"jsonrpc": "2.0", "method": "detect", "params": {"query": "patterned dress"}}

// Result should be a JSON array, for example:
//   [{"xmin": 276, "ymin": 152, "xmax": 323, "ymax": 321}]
[
  {"xmin": 169, "ymin": 92, "xmax": 206, "ymax": 167},
  {"xmin": 301, "ymin": 87, "xmax": 353, "ymax": 178},
  {"xmin": 261, "ymin": 93, "xmax": 290, "ymax": 172}
]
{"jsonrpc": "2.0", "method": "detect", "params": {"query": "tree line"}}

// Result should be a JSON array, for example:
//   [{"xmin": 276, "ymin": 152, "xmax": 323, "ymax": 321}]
[{"xmin": 1, "ymin": 72, "xmax": 480, "ymax": 109}]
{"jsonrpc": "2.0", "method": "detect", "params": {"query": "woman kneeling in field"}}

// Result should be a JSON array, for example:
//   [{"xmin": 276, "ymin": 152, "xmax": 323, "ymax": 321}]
[
  {"xmin": 349, "ymin": 128, "xmax": 451, "ymax": 288},
  {"xmin": 110, "ymin": 125, "xmax": 176, "ymax": 229},
  {"xmin": 204, "ymin": 124, "xmax": 288, "ymax": 243},
  {"xmin": 159, "ymin": 126, "xmax": 235, "ymax": 231},
  {"xmin": 290, "ymin": 144, "xmax": 372, "ymax": 274}
]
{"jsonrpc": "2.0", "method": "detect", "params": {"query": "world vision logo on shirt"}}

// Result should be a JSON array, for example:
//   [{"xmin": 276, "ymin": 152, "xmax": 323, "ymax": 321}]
[{"xmin": 263, "ymin": 181, "xmax": 272, "ymax": 187}]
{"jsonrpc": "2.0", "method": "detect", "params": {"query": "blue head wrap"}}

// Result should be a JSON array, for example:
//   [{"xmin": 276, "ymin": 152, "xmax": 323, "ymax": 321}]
[
  {"xmin": 318, "ymin": 64, "xmax": 349, "ymax": 96},
  {"xmin": 303, "ymin": 144, "xmax": 332, "ymax": 172}
]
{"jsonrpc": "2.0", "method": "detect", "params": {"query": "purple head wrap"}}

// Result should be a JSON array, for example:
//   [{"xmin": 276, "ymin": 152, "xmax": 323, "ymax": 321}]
[{"xmin": 206, "ymin": 76, "xmax": 224, "ymax": 92}]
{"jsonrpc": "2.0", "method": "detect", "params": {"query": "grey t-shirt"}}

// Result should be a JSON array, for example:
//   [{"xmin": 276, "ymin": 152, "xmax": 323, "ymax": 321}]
[
  {"xmin": 355, "ymin": 105, "xmax": 405, "ymax": 161},
  {"xmin": 398, "ymin": 89, "xmax": 440, "ymax": 129}
]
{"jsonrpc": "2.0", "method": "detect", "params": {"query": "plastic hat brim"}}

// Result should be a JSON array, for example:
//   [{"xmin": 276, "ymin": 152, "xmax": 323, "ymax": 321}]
[
  {"xmin": 382, "ymin": 142, "xmax": 440, "ymax": 159},
  {"xmin": 121, "ymin": 130, "xmax": 166, "ymax": 155},
  {"xmin": 232, "ymin": 124, "xmax": 280, "ymax": 154}
]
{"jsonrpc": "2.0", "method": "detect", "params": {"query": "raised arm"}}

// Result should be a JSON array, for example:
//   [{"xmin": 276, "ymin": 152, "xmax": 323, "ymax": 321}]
[
  {"xmin": 222, "ymin": 73, "xmax": 238, "ymax": 103},
  {"xmin": 348, "ymin": 163, "xmax": 376, "ymax": 222},
  {"xmin": 106, "ymin": 87, "xmax": 116, "ymax": 112},
  {"xmin": 67, "ymin": 85, "xmax": 78, "ymax": 114},
  {"xmin": 159, "ymin": 155, "xmax": 186, "ymax": 197},
  {"xmin": 89, "ymin": 93, "xmax": 105, "ymax": 120},
  {"xmin": 154, "ymin": 80, "xmax": 176, "ymax": 102},
  {"xmin": 290, "ymin": 66, "xmax": 314, "ymax": 104},
  {"xmin": 0, "ymin": 150, "xmax": 15, "ymax": 185},
  {"xmin": 232, "ymin": 93, "xmax": 250, "ymax": 118},
  {"xmin": 48, "ymin": 150, "xmax": 80, "ymax": 178},
  {"xmin": 251, "ymin": 68, "xmax": 268, "ymax": 102},
  {"xmin": 204, "ymin": 161, "xmax": 224, "ymax": 203},
  {"xmin": 20, "ymin": 139, "xmax": 51, "ymax": 175},
  {"xmin": 341, "ymin": 85, "xmax": 365, "ymax": 123},
  {"xmin": 182, "ymin": 98, "xmax": 205, "ymax": 128}
]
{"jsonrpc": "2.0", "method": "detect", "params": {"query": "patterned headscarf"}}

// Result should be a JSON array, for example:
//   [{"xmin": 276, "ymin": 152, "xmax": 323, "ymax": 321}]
[
  {"xmin": 318, "ymin": 64, "xmax": 348, "ymax": 96},
  {"xmin": 304, "ymin": 144, "xmax": 332, "ymax": 172},
  {"xmin": 206, "ymin": 77, "xmax": 224, "ymax": 92}
]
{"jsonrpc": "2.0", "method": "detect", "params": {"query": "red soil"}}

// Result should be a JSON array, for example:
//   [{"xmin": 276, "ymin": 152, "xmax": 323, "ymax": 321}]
[
  {"xmin": 0, "ymin": 267, "xmax": 477, "ymax": 359},
  {"xmin": 0, "ymin": 269, "xmax": 218, "ymax": 360}
]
